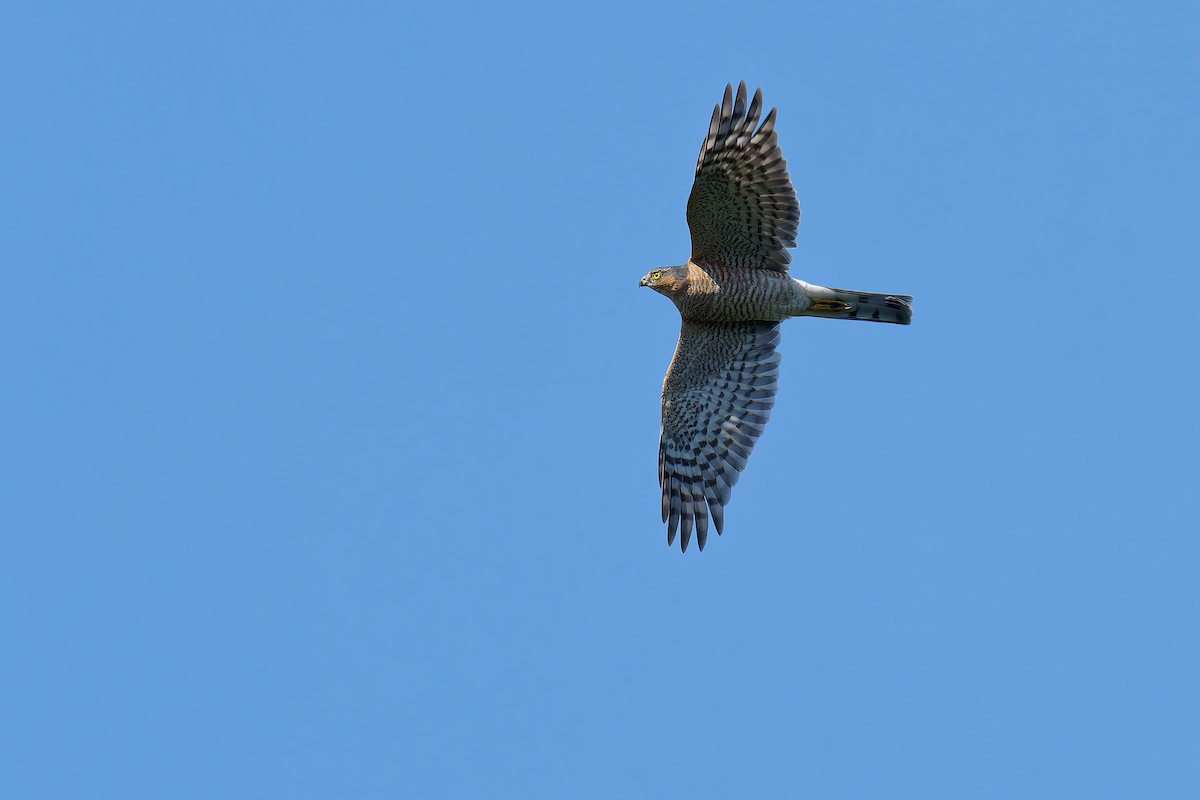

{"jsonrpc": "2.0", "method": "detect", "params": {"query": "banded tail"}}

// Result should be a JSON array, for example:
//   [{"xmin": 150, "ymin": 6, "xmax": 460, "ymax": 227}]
[{"xmin": 797, "ymin": 281, "xmax": 913, "ymax": 325}]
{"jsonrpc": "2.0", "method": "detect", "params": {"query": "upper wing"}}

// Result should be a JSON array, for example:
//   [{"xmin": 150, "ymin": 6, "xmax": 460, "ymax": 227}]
[
  {"xmin": 686, "ymin": 82, "xmax": 800, "ymax": 273},
  {"xmin": 659, "ymin": 320, "xmax": 781, "ymax": 552}
]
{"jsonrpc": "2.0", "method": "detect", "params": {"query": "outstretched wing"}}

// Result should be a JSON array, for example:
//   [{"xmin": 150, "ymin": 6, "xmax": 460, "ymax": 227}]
[
  {"xmin": 686, "ymin": 82, "xmax": 800, "ymax": 273},
  {"xmin": 659, "ymin": 320, "xmax": 781, "ymax": 552}
]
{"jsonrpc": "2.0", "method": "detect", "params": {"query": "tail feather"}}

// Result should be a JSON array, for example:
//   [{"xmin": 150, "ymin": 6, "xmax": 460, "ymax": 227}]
[{"xmin": 800, "ymin": 282, "xmax": 913, "ymax": 325}]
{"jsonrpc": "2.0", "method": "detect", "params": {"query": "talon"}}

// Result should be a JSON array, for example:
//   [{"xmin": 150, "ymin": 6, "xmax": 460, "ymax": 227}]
[{"xmin": 809, "ymin": 299, "xmax": 852, "ymax": 312}]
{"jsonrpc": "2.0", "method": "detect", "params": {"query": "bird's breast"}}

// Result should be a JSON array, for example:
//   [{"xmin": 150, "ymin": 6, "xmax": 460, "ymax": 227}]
[{"xmin": 675, "ymin": 262, "xmax": 796, "ymax": 323}]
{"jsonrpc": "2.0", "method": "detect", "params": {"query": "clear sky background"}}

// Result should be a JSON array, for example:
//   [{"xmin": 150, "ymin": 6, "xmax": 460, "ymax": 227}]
[{"xmin": 2, "ymin": 1, "xmax": 1198, "ymax": 797}]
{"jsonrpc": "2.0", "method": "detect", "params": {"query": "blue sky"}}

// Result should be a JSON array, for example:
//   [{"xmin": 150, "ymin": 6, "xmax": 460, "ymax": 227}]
[{"xmin": 2, "ymin": 1, "xmax": 1198, "ymax": 797}]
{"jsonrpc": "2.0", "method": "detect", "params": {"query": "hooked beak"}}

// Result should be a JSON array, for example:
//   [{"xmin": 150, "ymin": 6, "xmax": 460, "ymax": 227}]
[{"xmin": 638, "ymin": 277, "xmax": 648, "ymax": 287}]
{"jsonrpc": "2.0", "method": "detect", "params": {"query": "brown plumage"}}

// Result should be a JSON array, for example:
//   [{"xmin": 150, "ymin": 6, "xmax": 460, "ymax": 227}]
[{"xmin": 639, "ymin": 82, "xmax": 914, "ymax": 552}]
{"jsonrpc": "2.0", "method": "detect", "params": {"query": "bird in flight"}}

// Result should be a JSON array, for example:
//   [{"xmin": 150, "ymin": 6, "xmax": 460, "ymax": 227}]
[{"xmin": 640, "ymin": 82, "xmax": 913, "ymax": 552}]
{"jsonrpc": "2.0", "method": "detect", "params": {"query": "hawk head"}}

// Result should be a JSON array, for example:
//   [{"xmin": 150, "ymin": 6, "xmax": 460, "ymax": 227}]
[{"xmin": 638, "ymin": 265, "xmax": 687, "ymax": 296}]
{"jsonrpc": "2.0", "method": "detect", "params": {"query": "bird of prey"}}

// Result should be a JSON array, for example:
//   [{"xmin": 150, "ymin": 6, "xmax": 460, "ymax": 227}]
[{"xmin": 640, "ymin": 82, "xmax": 912, "ymax": 552}]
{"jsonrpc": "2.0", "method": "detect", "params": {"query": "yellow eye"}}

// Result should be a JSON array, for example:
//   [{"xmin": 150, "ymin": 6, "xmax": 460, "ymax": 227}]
[{"xmin": 651, "ymin": 270, "xmax": 663, "ymax": 280}]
